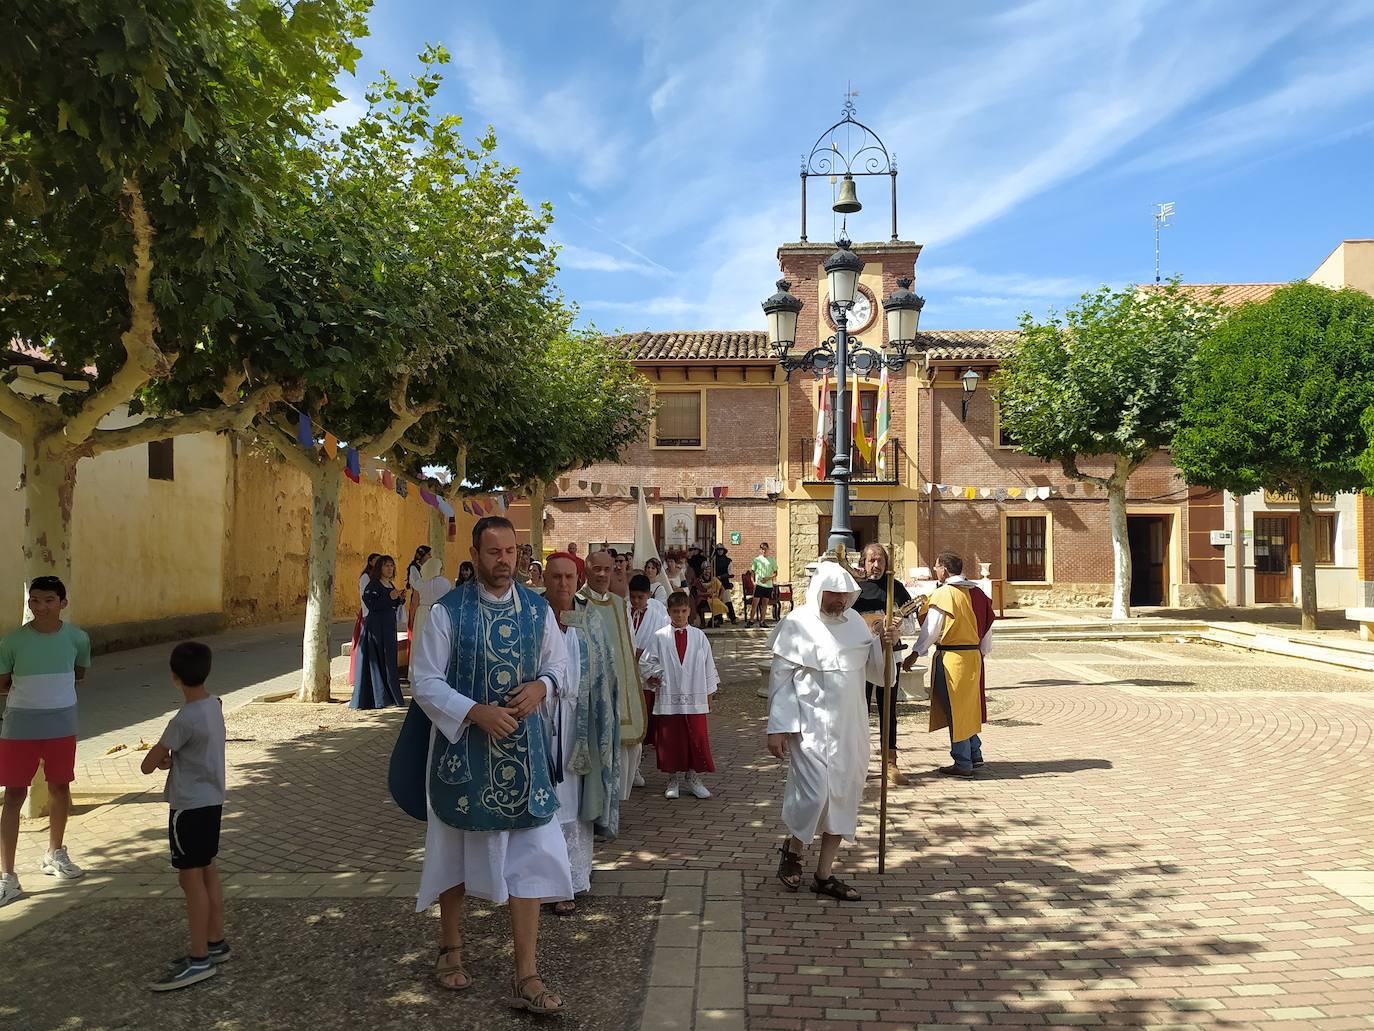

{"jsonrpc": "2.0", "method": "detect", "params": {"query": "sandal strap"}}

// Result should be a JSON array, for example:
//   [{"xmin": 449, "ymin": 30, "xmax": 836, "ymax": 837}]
[
  {"xmin": 438, "ymin": 945, "xmax": 464, "ymax": 957},
  {"xmin": 516, "ymin": 974, "xmax": 561, "ymax": 1008}
]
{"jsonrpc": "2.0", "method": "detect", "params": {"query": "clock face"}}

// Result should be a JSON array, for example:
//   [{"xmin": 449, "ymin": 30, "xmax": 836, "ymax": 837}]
[{"xmin": 827, "ymin": 286, "xmax": 876, "ymax": 335}]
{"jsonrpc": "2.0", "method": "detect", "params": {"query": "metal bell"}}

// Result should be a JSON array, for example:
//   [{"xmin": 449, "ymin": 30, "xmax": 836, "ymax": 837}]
[{"xmin": 833, "ymin": 174, "xmax": 862, "ymax": 214}]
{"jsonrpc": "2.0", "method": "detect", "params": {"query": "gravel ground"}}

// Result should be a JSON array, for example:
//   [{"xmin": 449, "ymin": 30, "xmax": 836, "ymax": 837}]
[
  {"xmin": 2, "ymin": 896, "xmax": 656, "ymax": 1031},
  {"xmin": 224, "ymin": 699, "xmax": 402, "ymax": 744}
]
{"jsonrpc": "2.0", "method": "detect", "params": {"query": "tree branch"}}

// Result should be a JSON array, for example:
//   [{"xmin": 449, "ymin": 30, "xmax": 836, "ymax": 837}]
[
  {"xmin": 396, "ymin": 419, "xmax": 441, "ymax": 456},
  {"xmin": 65, "ymin": 179, "xmax": 172, "ymax": 446},
  {"xmin": 86, "ymin": 383, "xmax": 286, "ymax": 457},
  {"xmin": 0, "ymin": 381, "xmax": 48, "ymax": 440},
  {"xmin": 251, "ymin": 411, "xmax": 319, "ymax": 475},
  {"xmin": 1059, "ymin": 455, "xmax": 1110, "ymax": 488}
]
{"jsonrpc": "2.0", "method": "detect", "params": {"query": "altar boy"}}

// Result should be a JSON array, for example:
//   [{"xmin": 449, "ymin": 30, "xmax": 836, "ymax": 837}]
[{"xmin": 638, "ymin": 592, "xmax": 719, "ymax": 800}]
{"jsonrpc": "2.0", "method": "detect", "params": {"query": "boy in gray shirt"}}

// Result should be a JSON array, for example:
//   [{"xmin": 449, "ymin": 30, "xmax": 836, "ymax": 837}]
[{"xmin": 140, "ymin": 641, "xmax": 227, "ymax": 991}]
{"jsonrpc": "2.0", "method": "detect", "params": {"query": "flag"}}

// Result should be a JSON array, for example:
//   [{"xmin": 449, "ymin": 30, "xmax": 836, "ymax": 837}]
[
  {"xmin": 437, "ymin": 497, "xmax": 455, "ymax": 518},
  {"xmin": 419, "ymin": 488, "xmax": 436, "ymax": 508},
  {"xmin": 322, "ymin": 432, "xmax": 337, "ymax": 460},
  {"xmin": 852, "ymin": 375, "xmax": 873, "ymax": 463},
  {"xmin": 295, "ymin": 413, "xmax": 313, "ymax": 450},
  {"xmin": 396, "ymin": 478, "xmax": 408, "ymax": 498},
  {"xmin": 633, "ymin": 485, "xmax": 671, "ymax": 598},
  {"xmin": 344, "ymin": 447, "xmax": 360, "ymax": 483},
  {"xmin": 875, "ymin": 367, "xmax": 891, "ymax": 478},
  {"xmin": 381, "ymin": 470, "xmax": 395, "ymax": 490},
  {"xmin": 812, "ymin": 374, "xmax": 831, "ymax": 480}
]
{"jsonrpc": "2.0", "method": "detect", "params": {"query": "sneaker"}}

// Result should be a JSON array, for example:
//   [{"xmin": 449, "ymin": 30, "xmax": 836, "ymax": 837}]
[
  {"xmin": 0, "ymin": 872, "xmax": 23, "ymax": 908},
  {"xmin": 208, "ymin": 940, "xmax": 232, "ymax": 964},
  {"xmin": 148, "ymin": 957, "xmax": 218, "ymax": 992},
  {"xmin": 744, "ymin": 620, "xmax": 753, "ymax": 628},
  {"xmin": 40, "ymin": 847, "xmax": 85, "ymax": 880},
  {"xmin": 632, "ymin": 770, "xmax": 646, "ymax": 788},
  {"xmin": 684, "ymin": 774, "xmax": 712, "ymax": 800},
  {"xmin": 664, "ymin": 776, "xmax": 681, "ymax": 800}
]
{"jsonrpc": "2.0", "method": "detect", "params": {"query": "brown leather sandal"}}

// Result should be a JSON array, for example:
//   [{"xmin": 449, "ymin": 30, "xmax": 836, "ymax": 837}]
[
  {"xmin": 811, "ymin": 874, "xmax": 862, "ymax": 901},
  {"xmin": 434, "ymin": 945, "xmax": 473, "ymax": 990},
  {"xmin": 509, "ymin": 972, "xmax": 564, "ymax": 1015}
]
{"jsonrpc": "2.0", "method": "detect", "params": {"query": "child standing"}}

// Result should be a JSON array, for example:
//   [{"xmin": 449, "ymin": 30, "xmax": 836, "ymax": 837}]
[
  {"xmin": 140, "ymin": 641, "xmax": 228, "ymax": 991},
  {"xmin": 1, "ymin": 576, "xmax": 92, "ymax": 908},
  {"xmin": 638, "ymin": 592, "xmax": 719, "ymax": 800}
]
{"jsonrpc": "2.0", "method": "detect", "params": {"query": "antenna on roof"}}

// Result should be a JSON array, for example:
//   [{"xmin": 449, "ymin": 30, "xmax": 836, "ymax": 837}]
[{"xmin": 1153, "ymin": 202, "xmax": 1175, "ymax": 284}]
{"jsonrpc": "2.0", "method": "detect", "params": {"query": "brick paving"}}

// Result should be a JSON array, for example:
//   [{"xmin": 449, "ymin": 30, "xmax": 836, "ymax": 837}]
[{"xmin": 3, "ymin": 632, "xmax": 1373, "ymax": 1030}]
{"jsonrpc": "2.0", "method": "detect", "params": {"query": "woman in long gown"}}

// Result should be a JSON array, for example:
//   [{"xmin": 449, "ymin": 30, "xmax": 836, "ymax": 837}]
[
  {"xmin": 348, "ymin": 553, "xmax": 380, "ymax": 685},
  {"xmin": 351, "ymin": 555, "xmax": 406, "ymax": 709}
]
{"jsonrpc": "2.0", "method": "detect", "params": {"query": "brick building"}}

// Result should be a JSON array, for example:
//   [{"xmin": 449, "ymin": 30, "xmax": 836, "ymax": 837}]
[{"xmin": 547, "ymin": 238, "xmax": 1374, "ymax": 609}]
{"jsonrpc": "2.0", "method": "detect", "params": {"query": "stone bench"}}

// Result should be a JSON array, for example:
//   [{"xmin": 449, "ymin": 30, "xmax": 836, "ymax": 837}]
[{"xmin": 1344, "ymin": 608, "xmax": 1374, "ymax": 641}]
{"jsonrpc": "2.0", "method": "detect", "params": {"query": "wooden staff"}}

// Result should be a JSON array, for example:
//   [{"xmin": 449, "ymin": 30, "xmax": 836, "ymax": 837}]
[{"xmin": 878, "ymin": 569, "xmax": 895, "ymax": 874}]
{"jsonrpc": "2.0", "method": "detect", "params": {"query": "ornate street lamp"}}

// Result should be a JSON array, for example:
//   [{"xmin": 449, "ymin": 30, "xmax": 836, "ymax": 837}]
[
  {"xmin": 960, "ymin": 367, "xmax": 981, "ymax": 422},
  {"xmin": 762, "ymin": 280, "xmax": 802, "ymax": 359}
]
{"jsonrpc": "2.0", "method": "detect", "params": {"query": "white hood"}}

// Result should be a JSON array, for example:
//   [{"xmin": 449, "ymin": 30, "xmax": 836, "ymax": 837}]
[{"xmin": 768, "ymin": 559, "xmax": 872, "ymax": 672}]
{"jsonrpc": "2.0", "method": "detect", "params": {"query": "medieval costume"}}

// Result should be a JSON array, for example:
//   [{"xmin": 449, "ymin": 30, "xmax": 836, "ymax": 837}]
[
  {"xmin": 913, "ymin": 574, "xmax": 994, "ymax": 773},
  {"xmin": 767, "ymin": 561, "xmax": 888, "ymax": 843},
  {"xmin": 410, "ymin": 554, "xmax": 452, "ymax": 648},
  {"xmin": 351, "ymin": 576, "xmax": 405, "ymax": 709},
  {"xmin": 852, "ymin": 575, "xmax": 914, "ymax": 761},
  {"xmin": 393, "ymin": 579, "xmax": 572, "ymax": 908}
]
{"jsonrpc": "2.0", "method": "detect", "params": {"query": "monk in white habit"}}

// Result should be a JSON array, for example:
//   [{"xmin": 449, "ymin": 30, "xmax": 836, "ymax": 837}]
[
  {"xmin": 398, "ymin": 516, "xmax": 571, "ymax": 1014},
  {"xmin": 766, "ymin": 559, "xmax": 900, "ymax": 902},
  {"xmin": 578, "ymin": 551, "xmax": 646, "ymax": 801},
  {"xmin": 538, "ymin": 552, "xmax": 597, "ymax": 916}
]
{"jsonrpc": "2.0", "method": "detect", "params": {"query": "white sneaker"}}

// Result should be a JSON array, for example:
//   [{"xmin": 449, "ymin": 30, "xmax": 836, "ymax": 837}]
[
  {"xmin": 684, "ymin": 773, "xmax": 712, "ymax": 799},
  {"xmin": 0, "ymin": 872, "xmax": 23, "ymax": 907},
  {"xmin": 633, "ymin": 770, "xmax": 646, "ymax": 788},
  {"xmin": 40, "ymin": 847, "xmax": 85, "ymax": 880},
  {"xmin": 664, "ymin": 776, "xmax": 681, "ymax": 800}
]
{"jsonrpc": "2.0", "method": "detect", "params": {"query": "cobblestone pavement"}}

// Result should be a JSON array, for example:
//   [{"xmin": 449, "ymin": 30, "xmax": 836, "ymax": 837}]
[{"xmin": 3, "ymin": 633, "xmax": 1373, "ymax": 1031}]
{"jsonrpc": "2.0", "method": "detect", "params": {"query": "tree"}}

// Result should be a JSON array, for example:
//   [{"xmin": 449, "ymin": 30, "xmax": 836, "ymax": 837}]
[
  {"xmin": 0, "ymin": 0, "xmax": 369, "ymax": 603},
  {"xmin": 239, "ymin": 53, "xmax": 566, "ymax": 701},
  {"xmin": 1175, "ymin": 282, "xmax": 1374, "ymax": 630},
  {"xmin": 994, "ymin": 284, "xmax": 1222, "ymax": 618}
]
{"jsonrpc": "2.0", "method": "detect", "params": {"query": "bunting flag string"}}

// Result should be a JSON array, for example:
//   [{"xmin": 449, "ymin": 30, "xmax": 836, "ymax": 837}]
[{"xmin": 922, "ymin": 482, "xmax": 1060, "ymax": 502}]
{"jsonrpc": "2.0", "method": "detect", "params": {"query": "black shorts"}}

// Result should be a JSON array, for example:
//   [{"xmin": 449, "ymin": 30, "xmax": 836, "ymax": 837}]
[
  {"xmin": 169, "ymin": 805, "xmax": 223, "ymax": 870},
  {"xmin": 753, "ymin": 585, "xmax": 775, "ymax": 600}
]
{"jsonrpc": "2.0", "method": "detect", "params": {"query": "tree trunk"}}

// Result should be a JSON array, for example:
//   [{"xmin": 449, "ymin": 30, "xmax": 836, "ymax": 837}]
[
  {"xmin": 428, "ymin": 504, "xmax": 448, "ymax": 558},
  {"xmin": 298, "ymin": 462, "xmax": 344, "ymax": 702},
  {"xmin": 1296, "ymin": 484, "xmax": 1319, "ymax": 631},
  {"xmin": 21, "ymin": 438, "xmax": 79, "ymax": 616},
  {"xmin": 529, "ymin": 480, "xmax": 545, "ymax": 559},
  {"xmin": 1107, "ymin": 472, "xmax": 1132, "ymax": 620}
]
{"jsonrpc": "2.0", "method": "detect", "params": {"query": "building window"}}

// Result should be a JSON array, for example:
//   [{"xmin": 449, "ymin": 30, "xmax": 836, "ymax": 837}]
[
  {"xmin": 653, "ymin": 391, "xmax": 703, "ymax": 448},
  {"xmin": 1006, "ymin": 515, "xmax": 1047, "ymax": 581},
  {"xmin": 1315, "ymin": 513, "xmax": 1337, "ymax": 565},
  {"xmin": 148, "ymin": 439, "xmax": 174, "ymax": 481},
  {"xmin": 994, "ymin": 403, "xmax": 1018, "ymax": 449}
]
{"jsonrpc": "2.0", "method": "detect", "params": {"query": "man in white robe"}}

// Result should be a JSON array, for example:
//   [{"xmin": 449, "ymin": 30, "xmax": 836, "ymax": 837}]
[
  {"xmin": 578, "ymin": 551, "xmax": 646, "ymax": 801},
  {"xmin": 538, "ymin": 552, "xmax": 594, "ymax": 915},
  {"xmin": 407, "ymin": 517, "xmax": 570, "ymax": 1012},
  {"xmin": 627, "ymin": 574, "xmax": 670, "ymax": 786},
  {"xmin": 766, "ymin": 559, "xmax": 899, "ymax": 902}
]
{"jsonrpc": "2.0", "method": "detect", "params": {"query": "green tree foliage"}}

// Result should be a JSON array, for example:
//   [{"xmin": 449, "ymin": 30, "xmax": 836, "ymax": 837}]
[
  {"xmin": 1174, "ymin": 282, "xmax": 1374, "ymax": 629},
  {"xmin": 994, "ymin": 283, "xmax": 1222, "ymax": 617},
  {"xmin": 0, "ymin": 0, "xmax": 370, "ymax": 595}
]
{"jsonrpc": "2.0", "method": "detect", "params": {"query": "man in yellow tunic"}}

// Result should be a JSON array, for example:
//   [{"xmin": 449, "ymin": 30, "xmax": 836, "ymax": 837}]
[{"xmin": 912, "ymin": 551, "xmax": 992, "ymax": 777}]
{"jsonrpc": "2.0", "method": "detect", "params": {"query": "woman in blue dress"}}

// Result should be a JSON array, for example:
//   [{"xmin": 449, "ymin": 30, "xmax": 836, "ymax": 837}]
[{"xmin": 351, "ymin": 555, "xmax": 406, "ymax": 709}]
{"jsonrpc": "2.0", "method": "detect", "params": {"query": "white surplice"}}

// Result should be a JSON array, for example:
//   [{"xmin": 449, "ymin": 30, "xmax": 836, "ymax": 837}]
[
  {"xmin": 410, "ymin": 584, "xmax": 573, "ymax": 908},
  {"xmin": 638, "ymin": 624, "xmax": 719, "ymax": 715},
  {"xmin": 540, "ymin": 623, "xmax": 593, "ymax": 894},
  {"xmin": 630, "ymin": 598, "xmax": 670, "ymax": 653},
  {"xmin": 767, "ymin": 562, "xmax": 888, "ymax": 844}
]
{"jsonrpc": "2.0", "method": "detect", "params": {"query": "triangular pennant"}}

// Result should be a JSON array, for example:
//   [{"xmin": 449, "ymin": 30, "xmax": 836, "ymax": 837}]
[
  {"xmin": 980, "ymin": 487, "xmax": 992, "ymax": 498},
  {"xmin": 396, "ymin": 478, "xmax": 408, "ymax": 498},
  {"xmin": 344, "ymin": 447, "xmax": 360, "ymax": 483},
  {"xmin": 964, "ymin": 486, "xmax": 977, "ymax": 500},
  {"xmin": 322, "ymin": 432, "xmax": 337, "ymax": 459},
  {"xmin": 1008, "ymin": 487, "xmax": 1022, "ymax": 498},
  {"xmin": 295, "ymin": 413, "xmax": 313, "ymax": 450},
  {"xmin": 437, "ymin": 497, "xmax": 455, "ymax": 518},
  {"xmin": 419, "ymin": 488, "xmax": 436, "ymax": 507},
  {"xmin": 381, "ymin": 470, "xmax": 395, "ymax": 490}
]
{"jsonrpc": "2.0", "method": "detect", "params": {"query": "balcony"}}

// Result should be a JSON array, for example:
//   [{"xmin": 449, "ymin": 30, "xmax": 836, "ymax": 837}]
[{"xmin": 796, "ymin": 436, "xmax": 901, "ymax": 485}]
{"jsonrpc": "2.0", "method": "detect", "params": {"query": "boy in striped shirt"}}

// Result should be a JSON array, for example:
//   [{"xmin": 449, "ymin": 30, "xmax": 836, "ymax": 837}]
[{"xmin": 1, "ymin": 576, "xmax": 92, "ymax": 907}]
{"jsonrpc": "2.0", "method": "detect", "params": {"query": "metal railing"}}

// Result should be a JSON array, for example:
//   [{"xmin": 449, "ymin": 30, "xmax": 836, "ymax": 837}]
[{"xmin": 796, "ymin": 435, "xmax": 900, "ymax": 484}]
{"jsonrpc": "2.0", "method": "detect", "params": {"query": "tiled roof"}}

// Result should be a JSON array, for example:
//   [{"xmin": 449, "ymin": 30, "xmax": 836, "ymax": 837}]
[
  {"xmin": 918, "ymin": 329, "xmax": 1019, "ymax": 361},
  {"xmin": 611, "ymin": 331, "xmax": 772, "ymax": 361},
  {"xmin": 610, "ymin": 328, "xmax": 1020, "ymax": 362},
  {"xmin": 1142, "ymin": 283, "xmax": 1288, "ymax": 307},
  {"xmin": 1, "ymin": 346, "xmax": 93, "ymax": 386}
]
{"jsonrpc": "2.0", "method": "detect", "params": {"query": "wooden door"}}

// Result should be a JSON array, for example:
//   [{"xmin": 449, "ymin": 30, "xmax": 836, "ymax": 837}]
[
  {"xmin": 1253, "ymin": 515, "xmax": 1294, "ymax": 603},
  {"xmin": 817, "ymin": 515, "xmax": 880, "ymax": 554}
]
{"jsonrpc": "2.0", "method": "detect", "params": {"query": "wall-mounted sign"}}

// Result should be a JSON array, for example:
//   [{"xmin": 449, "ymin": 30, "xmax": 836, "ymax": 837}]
[
  {"xmin": 730, "ymin": 531, "xmax": 742, "ymax": 545},
  {"xmin": 1263, "ymin": 490, "xmax": 1334, "ymax": 505},
  {"xmin": 1209, "ymin": 529, "xmax": 1233, "ymax": 546}
]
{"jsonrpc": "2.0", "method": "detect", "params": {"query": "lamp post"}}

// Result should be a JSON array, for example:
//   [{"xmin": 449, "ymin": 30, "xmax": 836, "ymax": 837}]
[
  {"xmin": 960, "ymin": 368, "xmax": 981, "ymax": 422},
  {"xmin": 763, "ymin": 246, "xmax": 925, "ymax": 557}
]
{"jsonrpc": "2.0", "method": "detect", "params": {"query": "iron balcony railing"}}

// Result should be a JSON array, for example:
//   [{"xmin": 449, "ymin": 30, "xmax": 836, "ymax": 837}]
[{"xmin": 796, "ymin": 435, "xmax": 901, "ymax": 484}]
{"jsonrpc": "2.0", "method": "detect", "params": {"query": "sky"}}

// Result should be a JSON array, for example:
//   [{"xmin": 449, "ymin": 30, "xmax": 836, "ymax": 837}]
[{"xmin": 332, "ymin": 0, "xmax": 1374, "ymax": 333}]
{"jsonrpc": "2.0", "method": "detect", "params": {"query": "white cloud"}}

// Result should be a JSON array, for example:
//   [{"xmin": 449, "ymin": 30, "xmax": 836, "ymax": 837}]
[{"xmin": 556, "ymin": 242, "xmax": 665, "ymax": 277}]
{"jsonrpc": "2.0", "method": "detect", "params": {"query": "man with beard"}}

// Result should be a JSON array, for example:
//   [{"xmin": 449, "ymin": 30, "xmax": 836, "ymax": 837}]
[
  {"xmin": 393, "ymin": 517, "xmax": 570, "ymax": 1014},
  {"xmin": 767, "ymin": 561, "xmax": 900, "ymax": 903}
]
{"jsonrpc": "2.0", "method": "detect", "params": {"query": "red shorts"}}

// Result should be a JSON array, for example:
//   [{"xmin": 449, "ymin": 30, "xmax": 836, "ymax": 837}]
[{"xmin": 0, "ymin": 736, "xmax": 78, "ymax": 788}]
